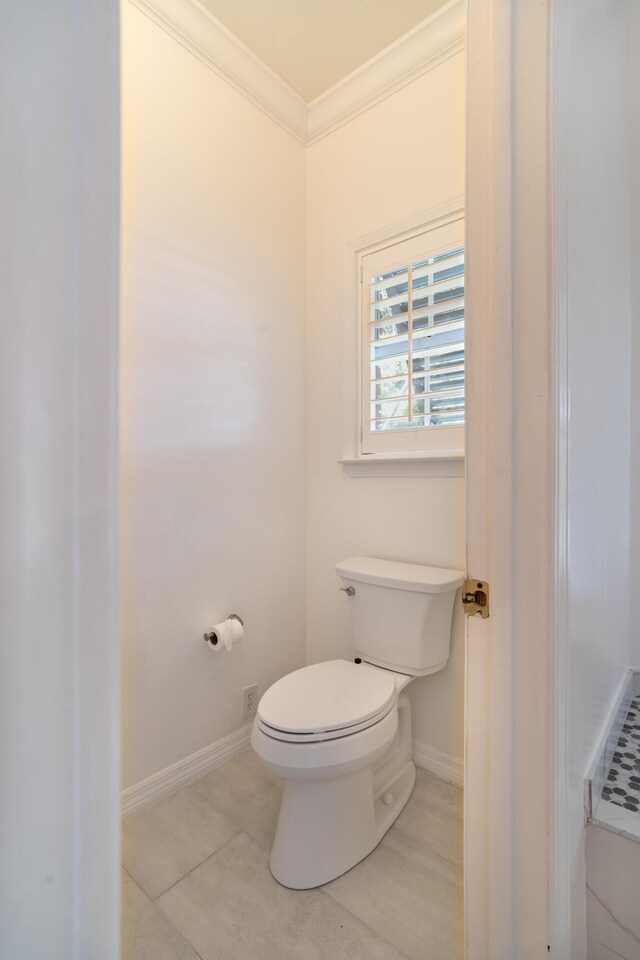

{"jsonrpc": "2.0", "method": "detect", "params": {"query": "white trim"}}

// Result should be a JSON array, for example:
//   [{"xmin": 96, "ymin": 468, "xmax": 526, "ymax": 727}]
[
  {"xmin": 128, "ymin": 0, "xmax": 308, "ymax": 143},
  {"xmin": 123, "ymin": 727, "xmax": 464, "ymax": 818},
  {"xmin": 338, "ymin": 454, "xmax": 464, "ymax": 478},
  {"xmin": 307, "ymin": 0, "xmax": 466, "ymax": 144},
  {"xmin": 465, "ymin": 0, "xmax": 555, "ymax": 956},
  {"xmin": 1, "ymin": 5, "xmax": 120, "ymax": 954},
  {"xmin": 127, "ymin": 0, "xmax": 465, "ymax": 147},
  {"xmin": 345, "ymin": 196, "xmax": 465, "ymax": 263},
  {"xmin": 551, "ymin": 1, "xmax": 571, "ymax": 952},
  {"xmin": 342, "ymin": 197, "xmax": 465, "ymax": 467},
  {"xmin": 122, "ymin": 724, "xmax": 253, "ymax": 818},
  {"xmin": 413, "ymin": 740, "xmax": 463, "ymax": 788}
]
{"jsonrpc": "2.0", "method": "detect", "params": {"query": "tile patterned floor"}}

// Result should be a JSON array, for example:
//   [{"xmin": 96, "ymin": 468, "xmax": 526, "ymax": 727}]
[
  {"xmin": 602, "ymin": 696, "xmax": 640, "ymax": 814},
  {"xmin": 122, "ymin": 749, "xmax": 463, "ymax": 960}
]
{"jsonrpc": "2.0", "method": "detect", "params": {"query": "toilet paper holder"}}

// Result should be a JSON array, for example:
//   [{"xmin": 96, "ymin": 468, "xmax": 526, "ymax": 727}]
[{"xmin": 203, "ymin": 613, "xmax": 244, "ymax": 646}]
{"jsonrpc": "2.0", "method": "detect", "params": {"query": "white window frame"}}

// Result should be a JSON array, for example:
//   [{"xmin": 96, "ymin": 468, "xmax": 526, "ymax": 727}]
[{"xmin": 340, "ymin": 198, "xmax": 465, "ymax": 477}]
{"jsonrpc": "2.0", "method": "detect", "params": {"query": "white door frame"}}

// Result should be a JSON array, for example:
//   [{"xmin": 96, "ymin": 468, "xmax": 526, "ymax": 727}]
[
  {"xmin": 1, "ymin": 0, "xmax": 565, "ymax": 955},
  {"xmin": 0, "ymin": 2, "xmax": 121, "ymax": 958},
  {"xmin": 465, "ymin": 0, "xmax": 559, "ymax": 956}
]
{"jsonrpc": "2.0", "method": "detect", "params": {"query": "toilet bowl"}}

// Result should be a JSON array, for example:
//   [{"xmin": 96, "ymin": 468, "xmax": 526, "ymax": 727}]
[
  {"xmin": 251, "ymin": 659, "xmax": 415, "ymax": 889},
  {"xmin": 251, "ymin": 557, "xmax": 464, "ymax": 890}
]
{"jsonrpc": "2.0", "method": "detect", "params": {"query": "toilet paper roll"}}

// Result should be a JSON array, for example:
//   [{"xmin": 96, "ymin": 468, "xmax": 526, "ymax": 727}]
[{"xmin": 204, "ymin": 616, "xmax": 243, "ymax": 652}]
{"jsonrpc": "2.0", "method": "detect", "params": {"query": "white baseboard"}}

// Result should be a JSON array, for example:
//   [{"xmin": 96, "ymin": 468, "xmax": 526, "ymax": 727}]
[
  {"xmin": 122, "ymin": 728, "xmax": 461, "ymax": 817},
  {"xmin": 122, "ymin": 724, "xmax": 253, "ymax": 818},
  {"xmin": 413, "ymin": 739, "xmax": 463, "ymax": 788}
]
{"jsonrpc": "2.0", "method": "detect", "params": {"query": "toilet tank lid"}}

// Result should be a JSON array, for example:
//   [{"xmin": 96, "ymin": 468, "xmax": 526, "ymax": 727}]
[{"xmin": 335, "ymin": 557, "xmax": 465, "ymax": 594}]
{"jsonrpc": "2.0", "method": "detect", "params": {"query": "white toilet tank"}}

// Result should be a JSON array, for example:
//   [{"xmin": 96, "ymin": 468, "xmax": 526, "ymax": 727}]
[{"xmin": 336, "ymin": 557, "xmax": 465, "ymax": 677}]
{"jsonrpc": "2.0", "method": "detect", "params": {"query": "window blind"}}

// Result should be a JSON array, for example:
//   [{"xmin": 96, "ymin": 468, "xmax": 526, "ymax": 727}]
[{"xmin": 360, "ymin": 221, "xmax": 465, "ymax": 455}]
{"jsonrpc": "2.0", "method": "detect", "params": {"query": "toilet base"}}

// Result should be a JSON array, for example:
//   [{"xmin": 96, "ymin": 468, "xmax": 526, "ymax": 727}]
[
  {"xmin": 268, "ymin": 692, "xmax": 416, "ymax": 889},
  {"xmin": 269, "ymin": 758, "xmax": 416, "ymax": 890}
]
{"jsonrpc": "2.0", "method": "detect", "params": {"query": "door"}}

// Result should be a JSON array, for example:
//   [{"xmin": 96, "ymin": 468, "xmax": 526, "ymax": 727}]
[{"xmin": 464, "ymin": 0, "xmax": 556, "ymax": 956}]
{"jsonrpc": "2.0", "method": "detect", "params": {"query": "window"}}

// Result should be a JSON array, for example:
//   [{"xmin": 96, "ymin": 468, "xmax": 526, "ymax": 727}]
[{"xmin": 359, "ymin": 215, "xmax": 465, "ymax": 458}]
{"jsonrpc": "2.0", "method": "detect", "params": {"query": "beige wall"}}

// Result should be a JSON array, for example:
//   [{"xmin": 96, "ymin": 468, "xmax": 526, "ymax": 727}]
[
  {"xmin": 305, "ymin": 52, "xmax": 466, "ymax": 757},
  {"xmin": 121, "ymin": 4, "xmax": 307, "ymax": 788},
  {"xmin": 121, "ymin": 5, "xmax": 467, "ymax": 790}
]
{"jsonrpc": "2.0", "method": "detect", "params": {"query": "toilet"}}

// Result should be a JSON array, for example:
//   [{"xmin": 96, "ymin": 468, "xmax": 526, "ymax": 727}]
[{"xmin": 251, "ymin": 556, "xmax": 464, "ymax": 889}]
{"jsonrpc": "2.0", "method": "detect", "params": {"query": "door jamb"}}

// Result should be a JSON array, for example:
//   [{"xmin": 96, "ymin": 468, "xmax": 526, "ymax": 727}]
[{"xmin": 464, "ymin": 0, "xmax": 559, "ymax": 955}]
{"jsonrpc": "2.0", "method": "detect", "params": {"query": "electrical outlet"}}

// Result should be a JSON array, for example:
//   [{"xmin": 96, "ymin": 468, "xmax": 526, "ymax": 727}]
[{"xmin": 242, "ymin": 683, "xmax": 258, "ymax": 720}]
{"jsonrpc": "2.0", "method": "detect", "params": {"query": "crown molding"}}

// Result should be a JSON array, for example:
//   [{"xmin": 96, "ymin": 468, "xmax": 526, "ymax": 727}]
[
  {"xmin": 128, "ymin": 0, "xmax": 465, "ymax": 148},
  {"xmin": 307, "ymin": 0, "xmax": 465, "ymax": 144},
  {"xmin": 129, "ymin": 0, "xmax": 309, "ymax": 144}
]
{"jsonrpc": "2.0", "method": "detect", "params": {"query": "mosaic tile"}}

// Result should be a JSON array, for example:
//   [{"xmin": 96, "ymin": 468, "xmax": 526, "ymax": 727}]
[{"xmin": 603, "ymin": 697, "xmax": 640, "ymax": 814}]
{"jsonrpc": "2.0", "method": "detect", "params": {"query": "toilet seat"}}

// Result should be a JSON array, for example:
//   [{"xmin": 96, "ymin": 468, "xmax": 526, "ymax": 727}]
[
  {"xmin": 255, "ymin": 701, "xmax": 395, "ymax": 743},
  {"xmin": 256, "ymin": 660, "xmax": 397, "ymax": 743}
]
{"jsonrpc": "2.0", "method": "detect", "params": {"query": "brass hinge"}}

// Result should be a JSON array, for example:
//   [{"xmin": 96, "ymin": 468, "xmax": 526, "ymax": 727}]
[{"xmin": 462, "ymin": 578, "xmax": 490, "ymax": 619}]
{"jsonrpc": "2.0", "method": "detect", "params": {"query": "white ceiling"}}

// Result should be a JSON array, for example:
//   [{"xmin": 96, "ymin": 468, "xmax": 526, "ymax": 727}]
[{"xmin": 197, "ymin": 0, "xmax": 451, "ymax": 102}]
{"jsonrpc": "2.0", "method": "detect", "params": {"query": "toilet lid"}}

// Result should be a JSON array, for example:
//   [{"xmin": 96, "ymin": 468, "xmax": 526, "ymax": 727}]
[{"xmin": 257, "ymin": 660, "xmax": 396, "ymax": 737}]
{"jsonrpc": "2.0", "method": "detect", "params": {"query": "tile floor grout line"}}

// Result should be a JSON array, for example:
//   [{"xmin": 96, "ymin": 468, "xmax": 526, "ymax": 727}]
[
  {"xmin": 124, "ymin": 769, "xmax": 253, "ymax": 902},
  {"xmin": 372, "ymin": 825, "xmax": 463, "ymax": 885},
  {"xmin": 187, "ymin": 756, "xmax": 283, "ymax": 832},
  {"xmin": 155, "ymin": 828, "xmax": 419, "ymax": 960},
  {"xmin": 380, "ymin": 822, "xmax": 463, "ymax": 871},
  {"xmin": 317, "ymin": 884, "xmax": 416, "ymax": 960},
  {"xmin": 587, "ymin": 883, "xmax": 640, "ymax": 947},
  {"xmin": 164, "ymin": 912, "xmax": 208, "ymax": 960},
  {"xmin": 594, "ymin": 939, "xmax": 634, "ymax": 960},
  {"xmin": 123, "ymin": 755, "xmax": 463, "ymax": 960},
  {"xmin": 122, "ymin": 864, "xmax": 208, "ymax": 960},
  {"xmin": 152, "ymin": 828, "xmax": 248, "ymax": 904},
  {"xmin": 320, "ymin": 812, "xmax": 461, "ymax": 957}
]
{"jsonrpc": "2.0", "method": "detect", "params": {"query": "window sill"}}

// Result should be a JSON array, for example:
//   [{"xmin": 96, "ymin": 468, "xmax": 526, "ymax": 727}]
[{"xmin": 338, "ymin": 452, "xmax": 464, "ymax": 478}]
